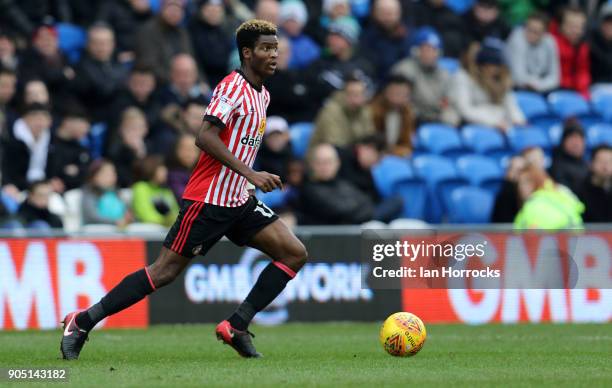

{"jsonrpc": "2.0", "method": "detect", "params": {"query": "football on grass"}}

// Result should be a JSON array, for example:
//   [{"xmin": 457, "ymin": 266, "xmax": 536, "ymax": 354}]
[{"xmin": 379, "ymin": 312, "xmax": 427, "ymax": 357}]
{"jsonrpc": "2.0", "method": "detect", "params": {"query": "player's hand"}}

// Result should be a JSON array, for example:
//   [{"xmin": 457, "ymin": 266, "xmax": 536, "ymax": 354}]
[{"xmin": 247, "ymin": 171, "xmax": 282, "ymax": 193}]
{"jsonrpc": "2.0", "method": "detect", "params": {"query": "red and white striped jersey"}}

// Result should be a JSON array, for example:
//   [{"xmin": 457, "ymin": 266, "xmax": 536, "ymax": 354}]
[{"xmin": 182, "ymin": 70, "xmax": 270, "ymax": 207}]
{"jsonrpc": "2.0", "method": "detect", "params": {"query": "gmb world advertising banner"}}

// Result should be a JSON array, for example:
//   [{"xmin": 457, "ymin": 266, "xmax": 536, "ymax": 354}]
[
  {"xmin": 1, "ymin": 231, "xmax": 611, "ymax": 330},
  {"xmin": 0, "ymin": 239, "xmax": 148, "ymax": 330}
]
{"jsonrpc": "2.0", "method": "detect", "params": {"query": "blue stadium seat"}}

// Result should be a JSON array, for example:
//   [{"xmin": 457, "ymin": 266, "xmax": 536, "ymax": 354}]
[
  {"xmin": 417, "ymin": 123, "xmax": 464, "ymax": 157},
  {"xmin": 507, "ymin": 126, "xmax": 551, "ymax": 152},
  {"xmin": 547, "ymin": 91, "xmax": 593, "ymax": 119},
  {"xmin": 591, "ymin": 90, "xmax": 612, "ymax": 122},
  {"xmin": 461, "ymin": 124, "xmax": 507, "ymax": 154},
  {"xmin": 587, "ymin": 123, "xmax": 612, "ymax": 147},
  {"xmin": 372, "ymin": 156, "xmax": 427, "ymax": 219},
  {"xmin": 455, "ymin": 154, "xmax": 503, "ymax": 187},
  {"xmin": 413, "ymin": 154, "xmax": 468, "ymax": 222},
  {"xmin": 446, "ymin": 0, "xmax": 475, "ymax": 14},
  {"xmin": 289, "ymin": 122, "xmax": 314, "ymax": 159},
  {"xmin": 438, "ymin": 57, "xmax": 460, "ymax": 74},
  {"xmin": 514, "ymin": 91, "xmax": 550, "ymax": 120},
  {"xmin": 446, "ymin": 186, "xmax": 494, "ymax": 224},
  {"xmin": 372, "ymin": 156, "xmax": 414, "ymax": 198},
  {"xmin": 548, "ymin": 123, "xmax": 563, "ymax": 146},
  {"xmin": 57, "ymin": 23, "xmax": 86, "ymax": 64}
]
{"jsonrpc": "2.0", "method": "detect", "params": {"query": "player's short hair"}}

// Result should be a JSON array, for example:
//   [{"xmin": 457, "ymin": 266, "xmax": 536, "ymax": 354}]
[{"xmin": 236, "ymin": 19, "xmax": 277, "ymax": 62}]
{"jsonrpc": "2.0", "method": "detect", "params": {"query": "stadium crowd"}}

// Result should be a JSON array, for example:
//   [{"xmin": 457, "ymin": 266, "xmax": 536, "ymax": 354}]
[{"xmin": 0, "ymin": 0, "xmax": 611, "ymax": 232}]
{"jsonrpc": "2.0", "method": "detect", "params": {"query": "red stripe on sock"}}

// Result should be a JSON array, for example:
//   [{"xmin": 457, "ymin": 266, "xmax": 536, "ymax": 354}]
[
  {"xmin": 176, "ymin": 202, "xmax": 203, "ymax": 253},
  {"xmin": 171, "ymin": 202, "xmax": 199, "ymax": 252},
  {"xmin": 273, "ymin": 261, "xmax": 296, "ymax": 278},
  {"xmin": 144, "ymin": 266, "xmax": 156, "ymax": 290}
]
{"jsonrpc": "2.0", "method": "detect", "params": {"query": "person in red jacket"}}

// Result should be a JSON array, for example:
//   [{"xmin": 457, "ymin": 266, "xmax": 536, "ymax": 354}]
[{"xmin": 550, "ymin": 6, "xmax": 591, "ymax": 98}]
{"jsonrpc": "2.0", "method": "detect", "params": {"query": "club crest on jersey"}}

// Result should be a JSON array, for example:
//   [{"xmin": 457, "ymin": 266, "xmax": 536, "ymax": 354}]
[{"xmin": 258, "ymin": 118, "xmax": 266, "ymax": 135}]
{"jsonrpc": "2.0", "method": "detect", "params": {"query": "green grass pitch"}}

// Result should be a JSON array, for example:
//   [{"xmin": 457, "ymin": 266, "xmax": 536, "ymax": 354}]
[{"xmin": 1, "ymin": 323, "xmax": 611, "ymax": 387}]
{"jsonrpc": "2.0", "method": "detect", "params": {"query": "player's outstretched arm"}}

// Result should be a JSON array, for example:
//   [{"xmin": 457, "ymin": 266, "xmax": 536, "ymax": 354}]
[{"xmin": 195, "ymin": 121, "xmax": 282, "ymax": 193}]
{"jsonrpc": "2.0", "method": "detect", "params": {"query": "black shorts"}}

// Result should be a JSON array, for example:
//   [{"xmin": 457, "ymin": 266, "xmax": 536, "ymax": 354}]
[{"xmin": 163, "ymin": 195, "xmax": 278, "ymax": 258}]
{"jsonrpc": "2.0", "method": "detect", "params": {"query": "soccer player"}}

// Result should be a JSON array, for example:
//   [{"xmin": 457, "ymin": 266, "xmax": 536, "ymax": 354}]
[{"xmin": 60, "ymin": 20, "xmax": 307, "ymax": 360}]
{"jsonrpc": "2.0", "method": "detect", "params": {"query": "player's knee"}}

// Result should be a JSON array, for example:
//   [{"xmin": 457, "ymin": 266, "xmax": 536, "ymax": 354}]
[
  {"xmin": 149, "ymin": 261, "xmax": 182, "ymax": 288},
  {"xmin": 286, "ymin": 240, "xmax": 308, "ymax": 271}
]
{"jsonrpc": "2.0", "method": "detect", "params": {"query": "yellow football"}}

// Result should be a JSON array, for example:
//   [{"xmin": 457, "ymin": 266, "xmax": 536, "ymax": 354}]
[{"xmin": 379, "ymin": 312, "xmax": 427, "ymax": 357}]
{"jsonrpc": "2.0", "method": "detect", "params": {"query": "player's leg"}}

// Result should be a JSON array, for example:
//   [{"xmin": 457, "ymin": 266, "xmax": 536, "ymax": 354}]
[
  {"xmin": 216, "ymin": 199, "xmax": 307, "ymax": 357},
  {"xmin": 61, "ymin": 200, "xmax": 211, "ymax": 360},
  {"xmin": 60, "ymin": 247, "xmax": 191, "ymax": 360},
  {"xmin": 227, "ymin": 218, "xmax": 307, "ymax": 331}
]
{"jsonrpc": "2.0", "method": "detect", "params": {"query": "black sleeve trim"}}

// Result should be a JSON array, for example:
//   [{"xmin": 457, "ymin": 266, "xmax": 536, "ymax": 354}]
[{"xmin": 204, "ymin": 115, "xmax": 227, "ymax": 130}]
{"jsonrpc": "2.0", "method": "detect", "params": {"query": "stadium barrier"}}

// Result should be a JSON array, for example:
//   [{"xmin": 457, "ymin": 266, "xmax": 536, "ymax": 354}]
[{"xmin": 1, "ymin": 227, "xmax": 610, "ymax": 330}]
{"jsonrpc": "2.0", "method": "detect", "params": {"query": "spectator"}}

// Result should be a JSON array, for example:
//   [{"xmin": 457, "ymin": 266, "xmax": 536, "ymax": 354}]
[
  {"xmin": 369, "ymin": 75, "xmax": 415, "ymax": 156},
  {"xmin": 590, "ymin": 3, "xmax": 612, "ymax": 85},
  {"xmin": 506, "ymin": 12, "xmax": 560, "ymax": 93},
  {"xmin": 306, "ymin": 16, "xmax": 375, "ymax": 103},
  {"xmin": 189, "ymin": 0, "xmax": 236, "ymax": 87},
  {"xmin": 279, "ymin": 0, "xmax": 320, "ymax": 70},
  {"xmin": 412, "ymin": 0, "xmax": 466, "ymax": 58},
  {"xmin": 135, "ymin": 0, "xmax": 193, "ymax": 83},
  {"xmin": 159, "ymin": 54, "xmax": 209, "ymax": 110},
  {"xmin": 265, "ymin": 36, "xmax": 317, "ymax": 122},
  {"xmin": 131, "ymin": 155, "xmax": 179, "ymax": 226},
  {"xmin": 522, "ymin": 145, "xmax": 547, "ymax": 171},
  {"xmin": 0, "ymin": 67, "xmax": 17, "ymax": 132},
  {"xmin": 72, "ymin": 23, "xmax": 128, "ymax": 124},
  {"xmin": 107, "ymin": 107, "xmax": 150, "ymax": 187},
  {"xmin": 19, "ymin": 23, "xmax": 75, "ymax": 111},
  {"xmin": 310, "ymin": 76, "xmax": 374, "ymax": 149},
  {"xmin": 255, "ymin": 0, "xmax": 280, "ymax": 25},
  {"xmin": 157, "ymin": 100, "xmax": 206, "ymax": 154},
  {"xmin": 81, "ymin": 159, "xmax": 131, "ymax": 226},
  {"xmin": 0, "ymin": 0, "xmax": 70, "ymax": 39},
  {"xmin": 452, "ymin": 39, "xmax": 525, "ymax": 130},
  {"xmin": 16, "ymin": 180, "xmax": 63, "ymax": 230},
  {"xmin": 0, "ymin": 29, "xmax": 18, "ymax": 72},
  {"xmin": 2, "ymin": 103, "xmax": 52, "ymax": 191},
  {"xmin": 111, "ymin": 64, "xmax": 162, "ymax": 140},
  {"xmin": 497, "ymin": 0, "xmax": 544, "ymax": 25},
  {"xmin": 46, "ymin": 108, "xmax": 91, "ymax": 193},
  {"xmin": 256, "ymin": 116, "xmax": 293, "ymax": 182},
  {"xmin": 550, "ymin": 6, "xmax": 590, "ymax": 97},
  {"xmin": 391, "ymin": 27, "xmax": 459, "ymax": 126},
  {"xmin": 166, "ymin": 133, "xmax": 199, "ymax": 201},
  {"xmin": 320, "ymin": 0, "xmax": 352, "ymax": 30},
  {"xmin": 514, "ymin": 163, "xmax": 584, "ymax": 230},
  {"xmin": 97, "ymin": 0, "xmax": 154, "ymax": 62},
  {"xmin": 338, "ymin": 135, "xmax": 403, "ymax": 221},
  {"xmin": 463, "ymin": 0, "xmax": 511, "ymax": 46},
  {"xmin": 549, "ymin": 119, "xmax": 589, "ymax": 194},
  {"xmin": 299, "ymin": 143, "xmax": 374, "ymax": 224},
  {"xmin": 491, "ymin": 155, "xmax": 525, "ymax": 223},
  {"xmin": 579, "ymin": 145, "xmax": 612, "ymax": 222},
  {"xmin": 23, "ymin": 79, "xmax": 50, "ymax": 106},
  {"xmin": 360, "ymin": 0, "xmax": 410, "ymax": 80}
]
